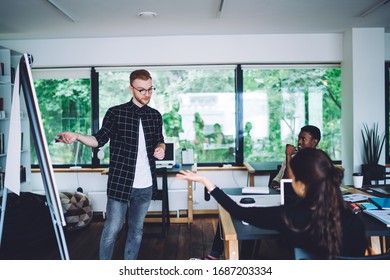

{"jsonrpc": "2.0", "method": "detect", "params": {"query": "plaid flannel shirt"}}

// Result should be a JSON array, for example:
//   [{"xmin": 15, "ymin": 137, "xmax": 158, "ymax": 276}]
[{"xmin": 94, "ymin": 99, "xmax": 164, "ymax": 202}]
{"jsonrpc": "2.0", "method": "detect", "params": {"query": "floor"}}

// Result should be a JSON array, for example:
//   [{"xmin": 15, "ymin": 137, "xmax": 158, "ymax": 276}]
[{"xmin": 0, "ymin": 213, "xmax": 293, "ymax": 260}]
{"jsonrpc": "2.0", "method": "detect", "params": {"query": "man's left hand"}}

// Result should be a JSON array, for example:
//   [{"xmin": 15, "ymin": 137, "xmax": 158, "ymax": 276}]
[{"xmin": 154, "ymin": 146, "xmax": 165, "ymax": 160}]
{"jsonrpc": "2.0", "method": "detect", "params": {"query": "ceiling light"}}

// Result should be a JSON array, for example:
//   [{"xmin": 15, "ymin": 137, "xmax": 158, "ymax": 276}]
[{"xmin": 138, "ymin": 11, "xmax": 157, "ymax": 19}]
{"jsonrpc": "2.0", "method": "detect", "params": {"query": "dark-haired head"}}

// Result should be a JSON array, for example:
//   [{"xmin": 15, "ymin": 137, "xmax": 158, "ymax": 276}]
[
  {"xmin": 300, "ymin": 125, "xmax": 321, "ymax": 142},
  {"xmin": 297, "ymin": 125, "xmax": 321, "ymax": 151},
  {"xmin": 290, "ymin": 148, "xmax": 342, "ymax": 194},
  {"xmin": 289, "ymin": 148, "xmax": 345, "ymax": 258}
]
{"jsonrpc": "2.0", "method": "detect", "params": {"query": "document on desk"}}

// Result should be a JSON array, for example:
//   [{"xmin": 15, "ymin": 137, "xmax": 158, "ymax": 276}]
[
  {"xmin": 343, "ymin": 193, "xmax": 372, "ymax": 202},
  {"xmin": 364, "ymin": 209, "xmax": 390, "ymax": 227},
  {"xmin": 242, "ymin": 187, "xmax": 269, "ymax": 194},
  {"xmin": 229, "ymin": 194, "xmax": 281, "ymax": 207}
]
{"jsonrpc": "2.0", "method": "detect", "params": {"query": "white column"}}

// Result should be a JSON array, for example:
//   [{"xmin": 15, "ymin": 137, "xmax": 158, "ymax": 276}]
[{"xmin": 342, "ymin": 28, "xmax": 385, "ymax": 184}]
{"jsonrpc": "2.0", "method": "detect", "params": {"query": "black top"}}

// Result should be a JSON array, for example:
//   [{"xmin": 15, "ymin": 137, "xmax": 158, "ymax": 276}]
[
  {"xmin": 211, "ymin": 187, "xmax": 367, "ymax": 259},
  {"xmin": 94, "ymin": 99, "xmax": 164, "ymax": 202}
]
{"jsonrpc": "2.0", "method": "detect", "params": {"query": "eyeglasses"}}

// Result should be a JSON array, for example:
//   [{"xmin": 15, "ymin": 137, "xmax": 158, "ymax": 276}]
[{"xmin": 132, "ymin": 85, "xmax": 156, "ymax": 95}]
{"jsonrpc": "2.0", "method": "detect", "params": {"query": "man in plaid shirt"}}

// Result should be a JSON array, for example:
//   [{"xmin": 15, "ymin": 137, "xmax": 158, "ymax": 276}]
[{"xmin": 57, "ymin": 69, "xmax": 165, "ymax": 259}]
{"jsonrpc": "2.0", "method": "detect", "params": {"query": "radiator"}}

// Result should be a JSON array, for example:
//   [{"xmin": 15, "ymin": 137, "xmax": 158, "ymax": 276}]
[{"xmin": 87, "ymin": 191, "xmax": 107, "ymax": 218}]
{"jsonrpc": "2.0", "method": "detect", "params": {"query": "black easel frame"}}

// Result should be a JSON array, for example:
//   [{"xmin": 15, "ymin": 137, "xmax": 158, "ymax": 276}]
[{"xmin": 0, "ymin": 54, "xmax": 69, "ymax": 259}]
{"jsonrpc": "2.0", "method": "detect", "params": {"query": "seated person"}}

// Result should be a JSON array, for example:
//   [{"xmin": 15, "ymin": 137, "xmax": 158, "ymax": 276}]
[
  {"xmin": 177, "ymin": 148, "xmax": 367, "ymax": 259},
  {"xmin": 197, "ymin": 125, "xmax": 322, "ymax": 260},
  {"xmin": 270, "ymin": 125, "xmax": 321, "ymax": 188}
]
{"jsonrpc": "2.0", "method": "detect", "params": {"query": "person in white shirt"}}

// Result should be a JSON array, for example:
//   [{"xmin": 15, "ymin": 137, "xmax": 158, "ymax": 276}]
[{"xmin": 270, "ymin": 125, "xmax": 321, "ymax": 188}]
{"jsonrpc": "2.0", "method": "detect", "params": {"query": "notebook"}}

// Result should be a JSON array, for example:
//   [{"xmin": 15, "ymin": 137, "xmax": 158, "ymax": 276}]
[
  {"xmin": 368, "ymin": 197, "xmax": 390, "ymax": 209},
  {"xmin": 343, "ymin": 193, "xmax": 372, "ymax": 202}
]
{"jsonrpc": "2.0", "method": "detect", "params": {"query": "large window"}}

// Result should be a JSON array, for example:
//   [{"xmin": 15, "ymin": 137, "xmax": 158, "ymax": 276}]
[
  {"xmin": 242, "ymin": 65, "xmax": 342, "ymax": 162},
  {"xmin": 97, "ymin": 67, "xmax": 236, "ymax": 165},
  {"xmin": 32, "ymin": 64, "xmax": 342, "ymax": 167},
  {"xmin": 32, "ymin": 69, "xmax": 91, "ymax": 166}
]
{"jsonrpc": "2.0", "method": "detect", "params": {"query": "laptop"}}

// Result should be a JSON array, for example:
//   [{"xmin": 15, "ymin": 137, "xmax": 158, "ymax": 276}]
[
  {"xmin": 242, "ymin": 186, "xmax": 269, "ymax": 194},
  {"xmin": 156, "ymin": 142, "xmax": 175, "ymax": 168},
  {"xmin": 280, "ymin": 179, "xmax": 299, "ymax": 205},
  {"xmin": 368, "ymin": 185, "xmax": 390, "ymax": 195}
]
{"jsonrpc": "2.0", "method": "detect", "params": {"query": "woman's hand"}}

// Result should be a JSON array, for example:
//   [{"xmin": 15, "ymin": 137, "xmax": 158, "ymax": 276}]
[{"xmin": 176, "ymin": 170, "xmax": 216, "ymax": 192}]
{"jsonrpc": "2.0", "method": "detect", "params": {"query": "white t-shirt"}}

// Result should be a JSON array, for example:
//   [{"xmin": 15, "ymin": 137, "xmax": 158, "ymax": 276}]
[{"xmin": 132, "ymin": 120, "xmax": 153, "ymax": 189}]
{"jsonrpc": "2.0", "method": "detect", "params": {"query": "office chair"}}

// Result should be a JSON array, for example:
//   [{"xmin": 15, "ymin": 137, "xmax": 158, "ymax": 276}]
[
  {"xmin": 295, "ymin": 248, "xmax": 390, "ymax": 260},
  {"xmin": 268, "ymin": 165, "xmax": 282, "ymax": 187},
  {"xmin": 366, "ymin": 165, "xmax": 390, "ymax": 185},
  {"xmin": 294, "ymin": 247, "xmax": 318, "ymax": 260},
  {"xmin": 335, "ymin": 252, "xmax": 390, "ymax": 260}
]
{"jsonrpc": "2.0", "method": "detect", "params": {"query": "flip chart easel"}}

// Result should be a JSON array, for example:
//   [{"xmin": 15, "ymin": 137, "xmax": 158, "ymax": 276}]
[{"xmin": 0, "ymin": 54, "xmax": 69, "ymax": 260}]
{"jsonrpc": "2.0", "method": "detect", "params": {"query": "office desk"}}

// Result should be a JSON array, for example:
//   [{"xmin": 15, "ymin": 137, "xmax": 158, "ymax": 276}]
[
  {"xmin": 219, "ymin": 188, "xmax": 280, "ymax": 260},
  {"xmin": 219, "ymin": 187, "xmax": 390, "ymax": 260},
  {"xmin": 244, "ymin": 161, "xmax": 282, "ymax": 187},
  {"xmin": 341, "ymin": 185, "xmax": 390, "ymax": 254},
  {"xmin": 150, "ymin": 164, "xmax": 195, "ymax": 227},
  {"xmin": 101, "ymin": 164, "xmax": 195, "ymax": 227}
]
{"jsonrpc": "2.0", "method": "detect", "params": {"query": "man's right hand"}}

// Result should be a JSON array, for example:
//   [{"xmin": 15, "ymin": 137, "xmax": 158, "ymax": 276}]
[
  {"xmin": 285, "ymin": 144, "xmax": 297, "ymax": 157},
  {"xmin": 55, "ymin": 132, "xmax": 78, "ymax": 144}
]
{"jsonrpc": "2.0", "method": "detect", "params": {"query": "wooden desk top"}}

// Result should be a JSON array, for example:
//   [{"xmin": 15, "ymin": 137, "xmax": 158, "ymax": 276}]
[
  {"xmin": 218, "ymin": 188, "xmax": 280, "ymax": 242},
  {"xmin": 244, "ymin": 161, "xmax": 282, "ymax": 174},
  {"xmin": 220, "ymin": 186, "xmax": 390, "ymax": 241}
]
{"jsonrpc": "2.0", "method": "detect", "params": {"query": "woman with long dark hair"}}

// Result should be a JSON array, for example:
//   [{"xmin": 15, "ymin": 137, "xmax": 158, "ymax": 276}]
[{"xmin": 177, "ymin": 148, "xmax": 367, "ymax": 259}]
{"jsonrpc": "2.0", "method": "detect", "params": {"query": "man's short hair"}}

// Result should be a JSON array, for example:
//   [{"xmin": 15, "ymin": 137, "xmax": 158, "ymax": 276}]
[
  {"xmin": 301, "ymin": 125, "xmax": 321, "ymax": 142},
  {"xmin": 129, "ymin": 69, "xmax": 152, "ymax": 85}
]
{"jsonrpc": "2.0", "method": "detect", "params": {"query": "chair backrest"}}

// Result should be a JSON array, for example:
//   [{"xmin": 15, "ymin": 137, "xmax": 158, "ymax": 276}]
[
  {"xmin": 296, "ymin": 248, "xmax": 390, "ymax": 260},
  {"xmin": 294, "ymin": 247, "xmax": 318, "ymax": 260},
  {"xmin": 383, "ymin": 171, "xmax": 390, "ymax": 184},
  {"xmin": 335, "ymin": 252, "xmax": 390, "ymax": 260},
  {"xmin": 268, "ymin": 165, "xmax": 282, "ymax": 187}
]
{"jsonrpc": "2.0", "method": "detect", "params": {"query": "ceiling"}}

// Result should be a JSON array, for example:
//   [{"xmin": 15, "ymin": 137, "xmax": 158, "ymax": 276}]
[{"xmin": 1, "ymin": 0, "xmax": 390, "ymax": 40}]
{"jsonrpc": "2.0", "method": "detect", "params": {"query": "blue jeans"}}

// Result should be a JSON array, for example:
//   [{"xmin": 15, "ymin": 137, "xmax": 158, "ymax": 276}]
[{"xmin": 99, "ymin": 186, "xmax": 152, "ymax": 260}]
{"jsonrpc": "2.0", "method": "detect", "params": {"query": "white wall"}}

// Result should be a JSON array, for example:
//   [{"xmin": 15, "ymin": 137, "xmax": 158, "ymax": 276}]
[
  {"xmin": 1, "ymin": 30, "xmax": 388, "ymax": 210},
  {"xmin": 30, "ymin": 168, "xmax": 268, "ymax": 212},
  {"xmin": 0, "ymin": 33, "xmax": 342, "ymax": 67}
]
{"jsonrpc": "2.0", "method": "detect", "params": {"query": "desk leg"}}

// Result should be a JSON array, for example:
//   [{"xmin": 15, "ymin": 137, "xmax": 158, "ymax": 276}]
[
  {"xmin": 163, "ymin": 172, "xmax": 169, "ymax": 227},
  {"xmin": 187, "ymin": 180, "xmax": 193, "ymax": 228},
  {"xmin": 248, "ymin": 174, "xmax": 254, "ymax": 187},
  {"xmin": 224, "ymin": 240, "xmax": 239, "ymax": 260}
]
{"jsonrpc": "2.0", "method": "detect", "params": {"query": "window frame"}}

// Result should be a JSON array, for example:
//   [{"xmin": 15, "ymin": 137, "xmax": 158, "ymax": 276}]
[
  {"xmin": 31, "ymin": 67, "xmax": 93, "ymax": 168},
  {"xmin": 385, "ymin": 61, "xmax": 390, "ymax": 164},
  {"xmin": 31, "ymin": 63, "xmax": 343, "ymax": 168}
]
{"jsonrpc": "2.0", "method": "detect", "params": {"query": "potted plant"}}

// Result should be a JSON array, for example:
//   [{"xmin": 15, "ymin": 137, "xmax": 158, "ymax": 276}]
[{"xmin": 361, "ymin": 122, "xmax": 386, "ymax": 184}]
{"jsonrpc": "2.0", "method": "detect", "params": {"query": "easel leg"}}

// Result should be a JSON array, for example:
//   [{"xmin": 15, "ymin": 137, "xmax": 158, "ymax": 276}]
[{"xmin": 0, "ymin": 189, "xmax": 8, "ymax": 248}]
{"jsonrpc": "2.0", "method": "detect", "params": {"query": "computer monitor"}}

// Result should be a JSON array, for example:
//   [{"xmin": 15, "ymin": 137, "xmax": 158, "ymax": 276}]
[
  {"xmin": 156, "ymin": 142, "xmax": 175, "ymax": 166},
  {"xmin": 280, "ymin": 179, "xmax": 299, "ymax": 205}
]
